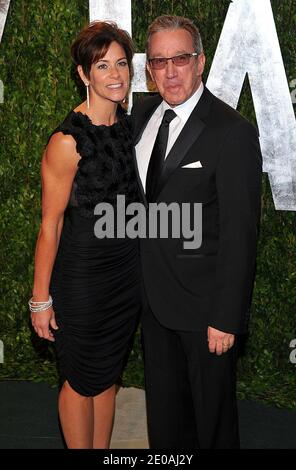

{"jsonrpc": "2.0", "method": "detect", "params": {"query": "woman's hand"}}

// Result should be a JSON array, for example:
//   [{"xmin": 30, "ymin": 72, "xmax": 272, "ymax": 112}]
[{"xmin": 31, "ymin": 307, "xmax": 59, "ymax": 342}]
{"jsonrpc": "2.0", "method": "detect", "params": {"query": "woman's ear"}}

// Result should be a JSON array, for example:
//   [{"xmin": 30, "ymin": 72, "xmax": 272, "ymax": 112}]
[{"xmin": 77, "ymin": 65, "xmax": 89, "ymax": 86}]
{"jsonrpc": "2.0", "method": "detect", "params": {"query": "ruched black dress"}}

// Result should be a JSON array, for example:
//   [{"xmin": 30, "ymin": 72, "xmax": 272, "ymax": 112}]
[{"xmin": 49, "ymin": 109, "xmax": 141, "ymax": 397}]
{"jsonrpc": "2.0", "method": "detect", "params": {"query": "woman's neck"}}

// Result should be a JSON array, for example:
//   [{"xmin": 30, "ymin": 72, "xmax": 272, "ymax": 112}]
[{"xmin": 75, "ymin": 99, "xmax": 118, "ymax": 126}]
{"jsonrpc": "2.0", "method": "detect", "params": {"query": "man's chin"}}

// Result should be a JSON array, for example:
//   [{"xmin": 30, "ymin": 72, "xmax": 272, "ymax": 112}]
[
  {"xmin": 164, "ymin": 96, "xmax": 185, "ymax": 107},
  {"xmin": 162, "ymin": 89, "xmax": 186, "ymax": 107}
]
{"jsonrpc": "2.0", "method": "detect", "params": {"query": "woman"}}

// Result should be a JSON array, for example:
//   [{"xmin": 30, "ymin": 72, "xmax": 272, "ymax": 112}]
[{"xmin": 30, "ymin": 21, "xmax": 141, "ymax": 449}]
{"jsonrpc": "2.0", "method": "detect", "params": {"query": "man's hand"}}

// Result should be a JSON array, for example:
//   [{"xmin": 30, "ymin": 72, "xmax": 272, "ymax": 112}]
[{"xmin": 207, "ymin": 326, "xmax": 235, "ymax": 355}]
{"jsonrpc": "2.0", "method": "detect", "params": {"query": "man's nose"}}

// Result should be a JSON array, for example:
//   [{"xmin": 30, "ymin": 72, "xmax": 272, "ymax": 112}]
[{"xmin": 165, "ymin": 59, "xmax": 177, "ymax": 77}]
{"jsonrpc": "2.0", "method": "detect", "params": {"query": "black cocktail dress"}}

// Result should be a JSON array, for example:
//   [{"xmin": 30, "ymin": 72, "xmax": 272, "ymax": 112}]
[{"xmin": 49, "ymin": 109, "xmax": 141, "ymax": 396}]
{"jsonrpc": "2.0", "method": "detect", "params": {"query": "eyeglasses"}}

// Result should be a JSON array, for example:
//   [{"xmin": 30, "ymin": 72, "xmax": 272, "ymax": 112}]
[{"xmin": 148, "ymin": 52, "xmax": 199, "ymax": 70}]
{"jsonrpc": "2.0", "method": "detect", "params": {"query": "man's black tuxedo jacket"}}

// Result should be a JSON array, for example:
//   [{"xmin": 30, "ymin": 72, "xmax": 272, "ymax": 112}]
[{"xmin": 132, "ymin": 87, "xmax": 262, "ymax": 335}]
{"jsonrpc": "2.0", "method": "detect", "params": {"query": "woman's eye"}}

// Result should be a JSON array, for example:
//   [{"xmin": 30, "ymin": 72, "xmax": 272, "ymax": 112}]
[
  {"xmin": 97, "ymin": 63, "xmax": 107, "ymax": 70},
  {"xmin": 118, "ymin": 61, "xmax": 128, "ymax": 67}
]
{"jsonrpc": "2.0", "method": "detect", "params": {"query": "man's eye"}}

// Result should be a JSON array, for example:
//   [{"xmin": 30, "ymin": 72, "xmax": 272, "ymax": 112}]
[{"xmin": 155, "ymin": 59, "xmax": 165, "ymax": 65}]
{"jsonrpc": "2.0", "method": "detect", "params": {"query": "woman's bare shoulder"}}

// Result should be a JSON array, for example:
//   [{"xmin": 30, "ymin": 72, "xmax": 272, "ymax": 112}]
[{"xmin": 43, "ymin": 132, "xmax": 80, "ymax": 172}]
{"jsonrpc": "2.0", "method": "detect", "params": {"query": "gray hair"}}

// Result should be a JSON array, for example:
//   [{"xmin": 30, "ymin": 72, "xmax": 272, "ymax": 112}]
[{"xmin": 147, "ymin": 15, "xmax": 203, "ymax": 56}]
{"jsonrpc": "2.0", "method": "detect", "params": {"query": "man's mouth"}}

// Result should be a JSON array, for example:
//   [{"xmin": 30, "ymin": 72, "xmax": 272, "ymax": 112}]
[{"xmin": 166, "ymin": 84, "xmax": 181, "ymax": 90}]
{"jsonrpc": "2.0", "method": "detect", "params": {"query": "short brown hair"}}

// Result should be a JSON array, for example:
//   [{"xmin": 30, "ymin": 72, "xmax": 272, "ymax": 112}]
[
  {"xmin": 147, "ymin": 15, "xmax": 203, "ymax": 56},
  {"xmin": 71, "ymin": 21, "xmax": 134, "ymax": 78}
]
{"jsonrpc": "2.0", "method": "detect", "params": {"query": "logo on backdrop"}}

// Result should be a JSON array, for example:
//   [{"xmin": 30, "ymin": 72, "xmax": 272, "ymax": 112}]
[
  {"xmin": 289, "ymin": 339, "xmax": 296, "ymax": 364},
  {"xmin": 89, "ymin": 0, "xmax": 296, "ymax": 211}
]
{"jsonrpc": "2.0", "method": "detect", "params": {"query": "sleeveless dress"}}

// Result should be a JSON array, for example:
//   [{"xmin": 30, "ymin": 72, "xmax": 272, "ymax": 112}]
[{"xmin": 49, "ymin": 109, "xmax": 142, "ymax": 397}]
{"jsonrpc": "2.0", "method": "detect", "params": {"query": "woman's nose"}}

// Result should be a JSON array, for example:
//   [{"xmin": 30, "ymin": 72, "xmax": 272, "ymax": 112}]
[{"xmin": 109, "ymin": 64, "xmax": 120, "ymax": 77}]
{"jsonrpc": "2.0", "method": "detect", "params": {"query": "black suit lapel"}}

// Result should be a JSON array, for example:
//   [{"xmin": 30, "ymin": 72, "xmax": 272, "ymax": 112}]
[
  {"xmin": 133, "ymin": 95, "xmax": 162, "ymax": 206},
  {"xmin": 156, "ymin": 113, "xmax": 205, "ymax": 199},
  {"xmin": 132, "ymin": 146, "xmax": 147, "ymax": 207},
  {"xmin": 154, "ymin": 87, "xmax": 213, "ymax": 200}
]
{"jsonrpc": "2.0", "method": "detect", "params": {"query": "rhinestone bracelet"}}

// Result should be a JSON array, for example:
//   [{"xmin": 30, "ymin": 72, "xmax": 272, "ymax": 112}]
[{"xmin": 28, "ymin": 295, "xmax": 53, "ymax": 313}]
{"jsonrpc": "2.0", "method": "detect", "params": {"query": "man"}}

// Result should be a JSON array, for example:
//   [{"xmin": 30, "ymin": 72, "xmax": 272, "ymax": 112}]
[{"xmin": 132, "ymin": 15, "xmax": 262, "ymax": 449}]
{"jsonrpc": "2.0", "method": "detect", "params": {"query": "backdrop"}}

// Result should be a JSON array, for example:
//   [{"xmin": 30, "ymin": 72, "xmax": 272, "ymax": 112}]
[{"xmin": 0, "ymin": 0, "xmax": 295, "ymax": 408}]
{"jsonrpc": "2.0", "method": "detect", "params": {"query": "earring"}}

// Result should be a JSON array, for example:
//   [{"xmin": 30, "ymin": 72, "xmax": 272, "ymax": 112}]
[
  {"xmin": 85, "ymin": 83, "xmax": 90, "ymax": 109},
  {"xmin": 122, "ymin": 97, "xmax": 126, "ymax": 104}
]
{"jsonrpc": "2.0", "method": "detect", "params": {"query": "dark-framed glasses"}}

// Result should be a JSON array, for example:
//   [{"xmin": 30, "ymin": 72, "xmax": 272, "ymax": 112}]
[{"xmin": 148, "ymin": 52, "xmax": 199, "ymax": 70}]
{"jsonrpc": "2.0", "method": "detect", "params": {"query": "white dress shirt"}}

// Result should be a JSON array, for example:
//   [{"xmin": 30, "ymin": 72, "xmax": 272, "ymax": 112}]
[{"xmin": 135, "ymin": 82, "xmax": 204, "ymax": 191}]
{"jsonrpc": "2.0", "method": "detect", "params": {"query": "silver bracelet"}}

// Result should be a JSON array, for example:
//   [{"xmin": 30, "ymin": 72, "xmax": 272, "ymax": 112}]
[{"xmin": 29, "ymin": 295, "xmax": 53, "ymax": 313}]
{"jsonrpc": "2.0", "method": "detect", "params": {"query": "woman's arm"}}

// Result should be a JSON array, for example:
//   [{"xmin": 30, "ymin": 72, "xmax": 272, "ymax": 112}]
[{"xmin": 31, "ymin": 132, "xmax": 80, "ymax": 341}]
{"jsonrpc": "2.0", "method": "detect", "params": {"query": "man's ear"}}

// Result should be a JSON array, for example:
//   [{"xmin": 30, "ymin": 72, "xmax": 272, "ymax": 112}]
[
  {"xmin": 197, "ymin": 53, "xmax": 206, "ymax": 77},
  {"xmin": 146, "ymin": 62, "xmax": 155, "ymax": 83},
  {"xmin": 77, "ymin": 65, "xmax": 89, "ymax": 86}
]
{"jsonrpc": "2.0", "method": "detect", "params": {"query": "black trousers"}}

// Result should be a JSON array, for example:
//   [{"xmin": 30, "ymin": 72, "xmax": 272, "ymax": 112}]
[{"xmin": 141, "ymin": 298, "xmax": 240, "ymax": 449}]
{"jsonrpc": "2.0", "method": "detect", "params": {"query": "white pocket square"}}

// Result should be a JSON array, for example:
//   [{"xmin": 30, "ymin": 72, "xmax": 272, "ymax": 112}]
[{"xmin": 181, "ymin": 161, "xmax": 203, "ymax": 169}]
